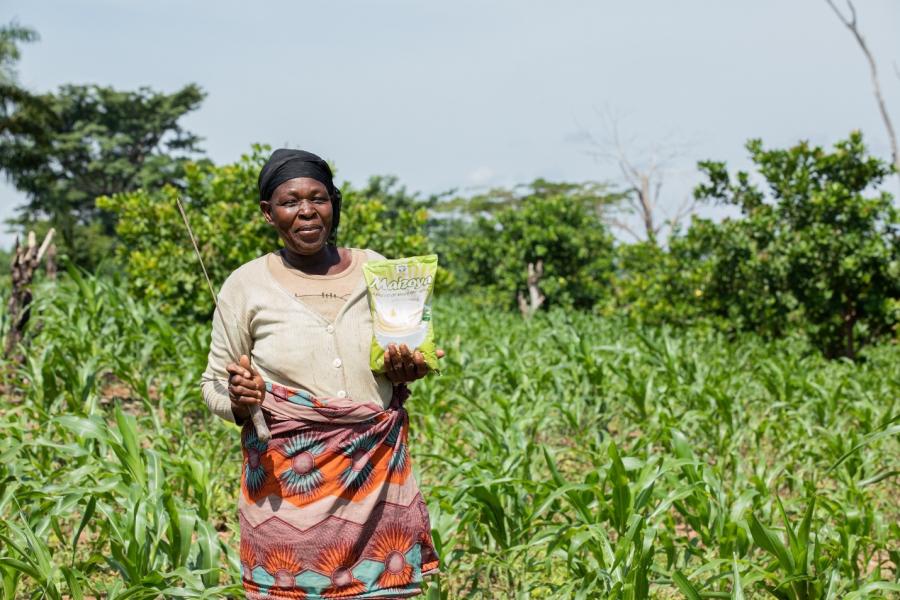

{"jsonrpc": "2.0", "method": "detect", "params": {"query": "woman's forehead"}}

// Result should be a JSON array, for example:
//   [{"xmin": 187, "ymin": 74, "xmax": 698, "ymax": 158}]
[{"xmin": 272, "ymin": 177, "xmax": 329, "ymax": 196}]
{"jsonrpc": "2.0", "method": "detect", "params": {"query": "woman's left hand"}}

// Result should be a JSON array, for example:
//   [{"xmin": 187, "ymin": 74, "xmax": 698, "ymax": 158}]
[{"xmin": 384, "ymin": 344, "xmax": 445, "ymax": 384}]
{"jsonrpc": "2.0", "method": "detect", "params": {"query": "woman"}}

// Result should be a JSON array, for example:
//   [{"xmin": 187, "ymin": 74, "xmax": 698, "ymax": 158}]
[{"xmin": 201, "ymin": 148, "xmax": 440, "ymax": 599}]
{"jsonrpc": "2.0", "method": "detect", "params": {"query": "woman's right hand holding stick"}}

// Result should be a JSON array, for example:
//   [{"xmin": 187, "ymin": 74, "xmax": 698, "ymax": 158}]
[{"xmin": 226, "ymin": 354, "xmax": 265, "ymax": 420}]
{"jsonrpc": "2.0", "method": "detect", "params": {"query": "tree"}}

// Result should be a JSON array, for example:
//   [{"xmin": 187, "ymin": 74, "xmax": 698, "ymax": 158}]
[
  {"xmin": 0, "ymin": 21, "xmax": 38, "ymax": 87},
  {"xmin": 338, "ymin": 174, "xmax": 434, "ymax": 260},
  {"xmin": 433, "ymin": 178, "xmax": 619, "ymax": 218},
  {"xmin": 437, "ymin": 182, "xmax": 618, "ymax": 312},
  {"xmin": 691, "ymin": 131, "xmax": 899, "ymax": 358},
  {"xmin": 602, "ymin": 238, "xmax": 709, "ymax": 326},
  {"xmin": 0, "ymin": 82, "xmax": 206, "ymax": 267},
  {"xmin": 578, "ymin": 110, "xmax": 695, "ymax": 245},
  {"xmin": 0, "ymin": 21, "xmax": 48, "ymax": 186}
]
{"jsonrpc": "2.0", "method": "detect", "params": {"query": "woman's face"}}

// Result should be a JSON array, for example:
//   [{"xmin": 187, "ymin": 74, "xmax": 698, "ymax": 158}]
[{"xmin": 261, "ymin": 177, "xmax": 333, "ymax": 255}]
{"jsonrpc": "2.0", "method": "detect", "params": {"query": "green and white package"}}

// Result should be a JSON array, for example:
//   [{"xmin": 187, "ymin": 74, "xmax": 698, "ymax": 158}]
[{"xmin": 364, "ymin": 254, "xmax": 439, "ymax": 373}]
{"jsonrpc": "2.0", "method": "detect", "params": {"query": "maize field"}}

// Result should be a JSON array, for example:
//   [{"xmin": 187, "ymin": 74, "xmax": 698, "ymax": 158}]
[{"xmin": 0, "ymin": 270, "xmax": 898, "ymax": 599}]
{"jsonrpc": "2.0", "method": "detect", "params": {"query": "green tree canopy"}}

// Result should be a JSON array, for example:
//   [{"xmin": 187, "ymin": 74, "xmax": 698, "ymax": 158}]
[
  {"xmin": 0, "ymin": 79, "xmax": 206, "ymax": 266},
  {"xmin": 688, "ymin": 131, "xmax": 899, "ymax": 357},
  {"xmin": 0, "ymin": 21, "xmax": 38, "ymax": 87},
  {"xmin": 437, "ymin": 182, "xmax": 618, "ymax": 311},
  {"xmin": 433, "ymin": 178, "xmax": 621, "ymax": 217}
]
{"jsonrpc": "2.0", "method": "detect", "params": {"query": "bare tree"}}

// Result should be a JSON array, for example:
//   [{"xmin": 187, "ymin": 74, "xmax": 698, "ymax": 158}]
[
  {"xmin": 825, "ymin": 0, "xmax": 899, "ymax": 172},
  {"xmin": 517, "ymin": 260, "xmax": 545, "ymax": 319},
  {"xmin": 5, "ymin": 228, "xmax": 55, "ymax": 361},
  {"xmin": 580, "ymin": 111, "xmax": 695, "ymax": 245}
]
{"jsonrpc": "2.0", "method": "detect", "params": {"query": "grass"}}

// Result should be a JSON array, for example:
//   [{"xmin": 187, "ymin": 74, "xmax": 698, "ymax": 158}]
[{"xmin": 0, "ymin": 269, "xmax": 897, "ymax": 598}]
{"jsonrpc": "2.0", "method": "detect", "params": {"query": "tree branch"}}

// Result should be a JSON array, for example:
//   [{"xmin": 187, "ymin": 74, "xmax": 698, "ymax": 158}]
[
  {"xmin": 608, "ymin": 217, "xmax": 643, "ymax": 243},
  {"xmin": 825, "ymin": 0, "xmax": 899, "ymax": 171}
]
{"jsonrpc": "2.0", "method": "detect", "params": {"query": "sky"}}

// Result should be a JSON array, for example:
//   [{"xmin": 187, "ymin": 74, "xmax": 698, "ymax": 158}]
[{"xmin": 2, "ymin": 0, "xmax": 899, "ymax": 250}]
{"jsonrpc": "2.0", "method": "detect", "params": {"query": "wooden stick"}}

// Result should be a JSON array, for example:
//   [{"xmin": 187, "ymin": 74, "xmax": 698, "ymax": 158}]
[{"xmin": 175, "ymin": 196, "xmax": 271, "ymax": 442}]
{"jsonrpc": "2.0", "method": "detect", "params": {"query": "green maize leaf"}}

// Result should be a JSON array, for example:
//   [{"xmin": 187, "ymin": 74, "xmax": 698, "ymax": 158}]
[
  {"xmin": 113, "ymin": 405, "xmax": 146, "ymax": 487},
  {"xmin": 842, "ymin": 581, "xmax": 900, "ymax": 599},
  {"xmin": 0, "ymin": 564, "xmax": 20, "ymax": 600},
  {"xmin": 195, "ymin": 519, "xmax": 219, "ymax": 588},
  {"xmin": 3, "ymin": 518, "xmax": 55, "ymax": 584},
  {"xmin": 796, "ymin": 496, "xmax": 815, "ymax": 576},
  {"xmin": 857, "ymin": 469, "xmax": 900, "ymax": 487},
  {"xmin": 672, "ymin": 570, "xmax": 702, "ymax": 600},
  {"xmin": 542, "ymin": 445, "xmax": 566, "ymax": 487},
  {"xmin": 61, "ymin": 566, "xmax": 84, "ymax": 600},
  {"xmin": 731, "ymin": 553, "xmax": 745, "ymax": 600},
  {"xmin": 0, "ymin": 557, "xmax": 42, "ymax": 587},
  {"xmin": 826, "ymin": 420, "xmax": 900, "ymax": 474},
  {"xmin": 748, "ymin": 513, "xmax": 795, "ymax": 574},
  {"xmin": 774, "ymin": 495, "xmax": 802, "ymax": 574},
  {"xmin": 71, "ymin": 496, "xmax": 97, "ymax": 562}
]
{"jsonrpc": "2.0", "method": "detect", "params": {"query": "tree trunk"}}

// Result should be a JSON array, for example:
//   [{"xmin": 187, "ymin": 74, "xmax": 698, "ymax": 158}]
[
  {"xmin": 842, "ymin": 303, "xmax": 857, "ymax": 360},
  {"xmin": 638, "ymin": 174, "xmax": 657, "ymax": 245},
  {"xmin": 5, "ymin": 229, "xmax": 55, "ymax": 361},
  {"xmin": 517, "ymin": 260, "xmax": 545, "ymax": 318}
]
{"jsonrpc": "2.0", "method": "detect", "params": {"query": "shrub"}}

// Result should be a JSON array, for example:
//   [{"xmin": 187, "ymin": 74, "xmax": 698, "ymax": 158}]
[
  {"xmin": 688, "ymin": 131, "xmax": 899, "ymax": 357},
  {"xmin": 439, "ymin": 191, "xmax": 616, "ymax": 311}
]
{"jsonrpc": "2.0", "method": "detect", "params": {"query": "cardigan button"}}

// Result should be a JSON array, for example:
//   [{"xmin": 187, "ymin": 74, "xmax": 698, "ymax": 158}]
[
  {"xmin": 326, "ymin": 325, "xmax": 334, "ymax": 333},
  {"xmin": 337, "ymin": 390, "xmax": 347, "ymax": 398},
  {"xmin": 333, "ymin": 358, "xmax": 342, "ymax": 368}
]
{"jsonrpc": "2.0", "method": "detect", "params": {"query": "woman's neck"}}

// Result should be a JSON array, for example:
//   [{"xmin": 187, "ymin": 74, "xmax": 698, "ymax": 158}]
[{"xmin": 279, "ymin": 245, "xmax": 347, "ymax": 276}]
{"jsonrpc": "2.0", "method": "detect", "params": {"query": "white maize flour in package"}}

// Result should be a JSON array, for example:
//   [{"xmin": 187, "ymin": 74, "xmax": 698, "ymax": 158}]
[{"xmin": 363, "ymin": 254, "xmax": 438, "ymax": 373}]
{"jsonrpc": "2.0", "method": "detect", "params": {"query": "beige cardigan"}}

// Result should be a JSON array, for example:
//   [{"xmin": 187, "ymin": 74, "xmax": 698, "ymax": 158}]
[{"xmin": 200, "ymin": 248, "xmax": 393, "ymax": 423}]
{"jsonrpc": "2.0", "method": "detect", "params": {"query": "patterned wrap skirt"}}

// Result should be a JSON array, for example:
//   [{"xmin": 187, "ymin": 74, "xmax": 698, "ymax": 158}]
[{"xmin": 238, "ymin": 381, "xmax": 440, "ymax": 599}]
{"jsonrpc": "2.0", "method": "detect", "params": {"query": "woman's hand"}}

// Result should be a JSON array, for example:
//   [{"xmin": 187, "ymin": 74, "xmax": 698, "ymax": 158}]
[
  {"xmin": 226, "ymin": 354, "xmax": 265, "ymax": 420},
  {"xmin": 383, "ymin": 344, "xmax": 445, "ymax": 384}
]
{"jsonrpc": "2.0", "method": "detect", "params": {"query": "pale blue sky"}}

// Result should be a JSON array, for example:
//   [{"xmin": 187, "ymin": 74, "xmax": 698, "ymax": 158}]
[{"xmin": 2, "ymin": 0, "xmax": 899, "ymax": 249}]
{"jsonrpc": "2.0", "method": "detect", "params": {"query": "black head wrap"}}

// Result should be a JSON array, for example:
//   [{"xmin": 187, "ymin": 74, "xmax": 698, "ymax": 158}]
[{"xmin": 258, "ymin": 148, "xmax": 342, "ymax": 244}]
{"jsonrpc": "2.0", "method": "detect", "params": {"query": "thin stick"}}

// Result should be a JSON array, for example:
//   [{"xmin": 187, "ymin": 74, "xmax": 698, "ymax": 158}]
[
  {"xmin": 175, "ymin": 198, "xmax": 218, "ymax": 309},
  {"xmin": 175, "ymin": 196, "xmax": 271, "ymax": 442}
]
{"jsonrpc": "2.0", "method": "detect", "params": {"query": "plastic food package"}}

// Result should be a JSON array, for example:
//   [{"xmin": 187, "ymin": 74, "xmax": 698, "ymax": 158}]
[{"xmin": 364, "ymin": 254, "xmax": 439, "ymax": 373}]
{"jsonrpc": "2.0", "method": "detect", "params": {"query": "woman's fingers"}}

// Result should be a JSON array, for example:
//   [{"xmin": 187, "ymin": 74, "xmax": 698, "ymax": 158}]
[
  {"xmin": 389, "ymin": 344, "xmax": 404, "ymax": 373},
  {"xmin": 398, "ymin": 344, "xmax": 418, "ymax": 379},
  {"xmin": 232, "ymin": 395, "xmax": 261, "ymax": 406},
  {"xmin": 229, "ymin": 384, "xmax": 262, "ymax": 405},
  {"xmin": 226, "ymin": 362, "xmax": 253, "ymax": 379},
  {"xmin": 381, "ymin": 344, "xmax": 440, "ymax": 383},
  {"xmin": 383, "ymin": 345, "xmax": 401, "ymax": 383},
  {"xmin": 239, "ymin": 354, "xmax": 256, "ymax": 377},
  {"xmin": 230, "ymin": 383, "xmax": 261, "ymax": 398},
  {"xmin": 225, "ymin": 356, "xmax": 265, "ymax": 408},
  {"xmin": 227, "ymin": 355, "xmax": 256, "ymax": 379},
  {"xmin": 229, "ymin": 385, "xmax": 261, "ymax": 404},
  {"xmin": 413, "ymin": 351, "xmax": 427, "ymax": 377},
  {"xmin": 227, "ymin": 373, "xmax": 253, "ymax": 389},
  {"xmin": 384, "ymin": 344, "xmax": 417, "ymax": 383}
]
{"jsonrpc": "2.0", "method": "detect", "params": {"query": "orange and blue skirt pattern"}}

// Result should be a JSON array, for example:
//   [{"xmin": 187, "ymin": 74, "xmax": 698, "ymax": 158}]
[{"xmin": 238, "ymin": 382, "xmax": 439, "ymax": 599}]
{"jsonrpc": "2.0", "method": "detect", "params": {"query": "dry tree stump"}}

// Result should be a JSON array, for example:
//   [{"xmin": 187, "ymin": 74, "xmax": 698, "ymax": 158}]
[
  {"xmin": 5, "ymin": 228, "xmax": 56, "ymax": 362},
  {"xmin": 517, "ymin": 259, "xmax": 545, "ymax": 319}
]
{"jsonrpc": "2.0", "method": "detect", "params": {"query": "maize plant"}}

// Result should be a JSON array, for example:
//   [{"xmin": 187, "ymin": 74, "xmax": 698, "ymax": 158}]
[{"xmin": 0, "ymin": 272, "xmax": 897, "ymax": 598}]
